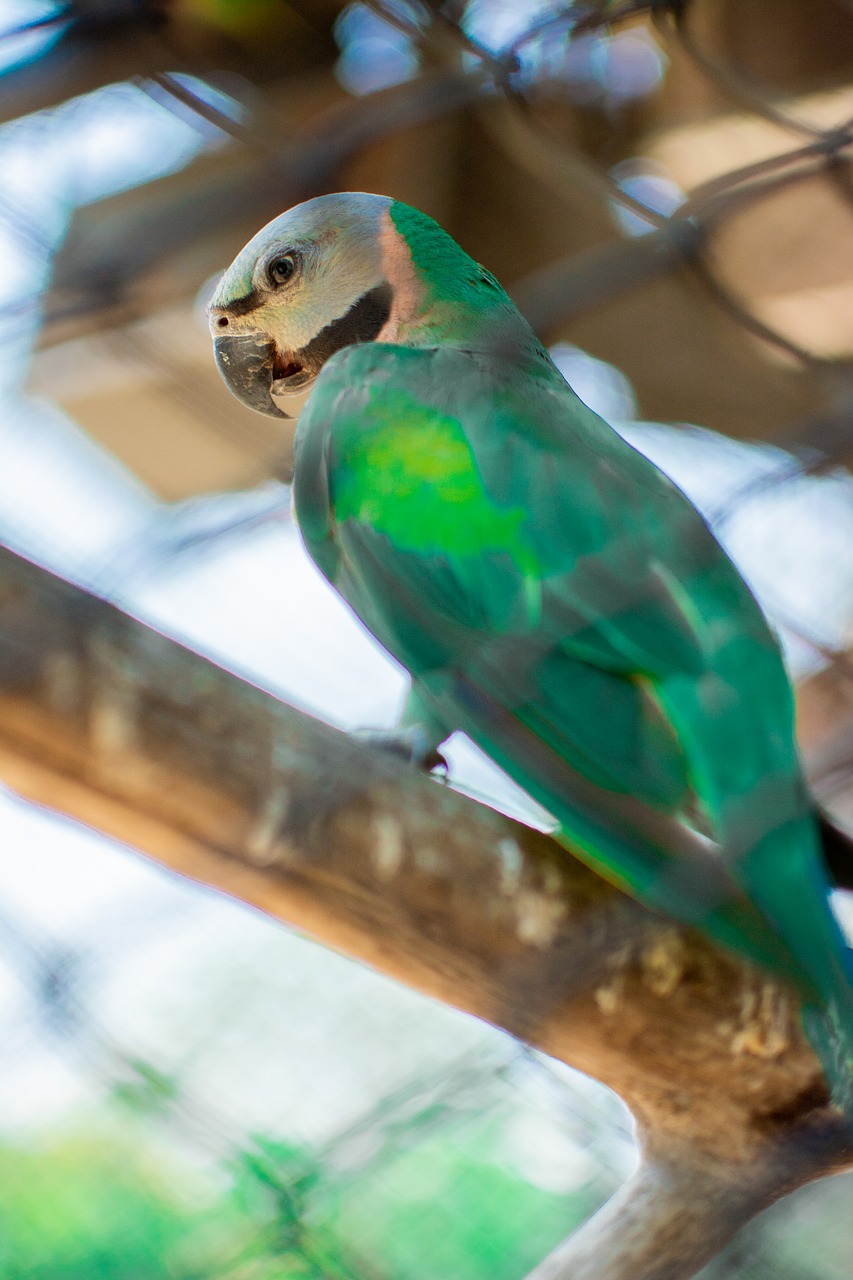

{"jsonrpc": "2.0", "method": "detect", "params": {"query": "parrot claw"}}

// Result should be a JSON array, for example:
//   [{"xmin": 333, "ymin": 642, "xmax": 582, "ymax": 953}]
[{"xmin": 354, "ymin": 726, "xmax": 448, "ymax": 775}]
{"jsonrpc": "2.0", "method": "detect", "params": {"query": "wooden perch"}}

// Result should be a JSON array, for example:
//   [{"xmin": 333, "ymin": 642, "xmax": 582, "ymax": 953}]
[{"xmin": 0, "ymin": 543, "xmax": 850, "ymax": 1280}]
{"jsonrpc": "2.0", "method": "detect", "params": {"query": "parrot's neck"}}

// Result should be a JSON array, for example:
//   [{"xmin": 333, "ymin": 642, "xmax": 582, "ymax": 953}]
[{"xmin": 381, "ymin": 202, "xmax": 552, "ymax": 376}]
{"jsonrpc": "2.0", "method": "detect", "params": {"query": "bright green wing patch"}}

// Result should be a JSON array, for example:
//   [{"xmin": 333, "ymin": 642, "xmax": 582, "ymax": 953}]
[{"xmin": 332, "ymin": 389, "xmax": 538, "ymax": 572}]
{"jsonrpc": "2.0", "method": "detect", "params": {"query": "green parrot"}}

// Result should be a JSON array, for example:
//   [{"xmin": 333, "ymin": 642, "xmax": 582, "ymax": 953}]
[{"xmin": 209, "ymin": 192, "xmax": 853, "ymax": 1110}]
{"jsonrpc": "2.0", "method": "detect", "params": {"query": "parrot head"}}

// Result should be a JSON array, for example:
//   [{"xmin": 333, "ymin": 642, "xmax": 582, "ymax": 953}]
[
  {"xmin": 208, "ymin": 192, "xmax": 405, "ymax": 419},
  {"xmin": 210, "ymin": 191, "xmax": 535, "ymax": 419}
]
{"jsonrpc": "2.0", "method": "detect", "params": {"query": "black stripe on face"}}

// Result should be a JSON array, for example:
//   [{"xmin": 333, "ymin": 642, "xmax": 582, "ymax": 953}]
[
  {"xmin": 222, "ymin": 287, "xmax": 266, "ymax": 317},
  {"xmin": 297, "ymin": 282, "xmax": 393, "ymax": 372}
]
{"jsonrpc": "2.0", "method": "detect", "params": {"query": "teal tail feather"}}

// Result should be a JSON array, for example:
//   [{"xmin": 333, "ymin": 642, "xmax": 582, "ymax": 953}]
[
  {"xmin": 735, "ymin": 812, "xmax": 853, "ymax": 1114},
  {"xmin": 804, "ymin": 1004, "xmax": 853, "ymax": 1116}
]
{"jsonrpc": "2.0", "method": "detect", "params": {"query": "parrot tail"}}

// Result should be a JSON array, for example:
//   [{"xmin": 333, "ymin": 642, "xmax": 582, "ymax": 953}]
[{"xmin": 729, "ymin": 808, "xmax": 853, "ymax": 1115}]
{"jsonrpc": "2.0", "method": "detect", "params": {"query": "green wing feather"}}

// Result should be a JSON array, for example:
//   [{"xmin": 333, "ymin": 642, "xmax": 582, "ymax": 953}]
[{"xmin": 294, "ymin": 340, "xmax": 853, "ymax": 1108}]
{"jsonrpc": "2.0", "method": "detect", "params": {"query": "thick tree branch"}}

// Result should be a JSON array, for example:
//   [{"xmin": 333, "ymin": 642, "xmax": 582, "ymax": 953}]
[
  {"xmin": 0, "ymin": 543, "xmax": 850, "ymax": 1280},
  {"xmin": 526, "ymin": 1121, "xmax": 849, "ymax": 1280}
]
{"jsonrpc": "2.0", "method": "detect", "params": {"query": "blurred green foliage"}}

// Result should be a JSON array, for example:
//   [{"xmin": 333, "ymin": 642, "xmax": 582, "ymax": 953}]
[
  {"xmin": 0, "ymin": 1115, "xmax": 584, "ymax": 1280},
  {"xmin": 3, "ymin": 1101, "xmax": 851, "ymax": 1280},
  {"xmin": 0, "ymin": 1130, "xmax": 200, "ymax": 1280}
]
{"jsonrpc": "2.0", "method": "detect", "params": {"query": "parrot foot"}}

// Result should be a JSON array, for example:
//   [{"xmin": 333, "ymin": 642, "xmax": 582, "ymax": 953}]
[{"xmin": 354, "ymin": 725, "xmax": 448, "ymax": 775}]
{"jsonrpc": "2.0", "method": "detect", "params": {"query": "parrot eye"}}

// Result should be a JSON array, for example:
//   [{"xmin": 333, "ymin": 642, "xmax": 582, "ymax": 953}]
[{"xmin": 268, "ymin": 255, "xmax": 297, "ymax": 286}]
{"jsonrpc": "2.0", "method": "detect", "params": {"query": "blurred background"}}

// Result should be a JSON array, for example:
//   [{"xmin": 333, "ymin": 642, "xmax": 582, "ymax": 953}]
[{"xmin": 1, "ymin": 1, "xmax": 853, "ymax": 1276}]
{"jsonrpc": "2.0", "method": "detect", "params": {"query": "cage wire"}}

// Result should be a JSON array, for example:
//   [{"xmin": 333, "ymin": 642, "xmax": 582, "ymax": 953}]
[{"xmin": 0, "ymin": 2, "xmax": 853, "ymax": 1278}]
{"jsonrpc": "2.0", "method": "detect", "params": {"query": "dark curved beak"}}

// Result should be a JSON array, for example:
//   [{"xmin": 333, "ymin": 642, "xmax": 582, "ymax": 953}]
[{"xmin": 213, "ymin": 331, "xmax": 289, "ymax": 419}]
